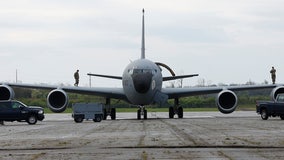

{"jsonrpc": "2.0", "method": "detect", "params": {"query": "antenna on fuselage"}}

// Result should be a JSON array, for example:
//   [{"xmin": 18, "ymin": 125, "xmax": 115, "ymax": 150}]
[{"xmin": 141, "ymin": 9, "xmax": 145, "ymax": 59}]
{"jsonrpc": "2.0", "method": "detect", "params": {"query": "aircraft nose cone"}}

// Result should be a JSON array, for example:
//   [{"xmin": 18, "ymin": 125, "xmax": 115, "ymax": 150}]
[{"xmin": 132, "ymin": 73, "xmax": 152, "ymax": 94}]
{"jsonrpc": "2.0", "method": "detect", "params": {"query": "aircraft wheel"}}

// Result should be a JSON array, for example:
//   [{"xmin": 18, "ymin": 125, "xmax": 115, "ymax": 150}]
[
  {"xmin": 137, "ymin": 109, "xmax": 141, "ymax": 120},
  {"xmin": 144, "ymin": 109, "xmax": 147, "ymax": 119},
  {"xmin": 111, "ymin": 108, "xmax": 116, "ymax": 120},
  {"xmin": 169, "ymin": 107, "xmax": 174, "ymax": 118},
  {"xmin": 178, "ymin": 107, "xmax": 183, "ymax": 118},
  {"xmin": 103, "ymin": 109, "xmax": 107, "ymax": 120}
]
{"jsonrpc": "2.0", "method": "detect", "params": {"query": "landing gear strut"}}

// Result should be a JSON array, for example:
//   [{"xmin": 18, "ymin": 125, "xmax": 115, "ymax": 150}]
[
  {"xmin": 103, "ymin": 98, "xmax": 116, "ymax": 120},
  {"xmin": 169, "ymin": 98, "xmax": 183, "ymax": 118},
  {"xmin": 137, "ymin": 106, "xmax": 147, "ymax": 120}
]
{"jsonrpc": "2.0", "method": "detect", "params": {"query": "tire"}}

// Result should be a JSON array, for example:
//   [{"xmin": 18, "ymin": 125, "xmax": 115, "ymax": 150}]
[
  {"xmin": 93, "ymin": 116, "xmax": 102, "ymax": 122},
  {"xmin": 137, "ymin": 109, "xmax": 141, "ymax": 120},
  {"xmin": 103, "ymin": 109, "xmax": 107, "ymax": 120},
  {"xmin": 144, "ymin": 110, "xmax": 147, "ymax": 120},
  {"xmin": 27, "ymin": 115, "xmax": 37, "ymax": 125},
  {"xmin": 74, "ymin": 117, "xmax": 83, "ymax": 123},
  {"xmin": 169, "ymin": 107, "xmax": 174, "ymax": 119},
  {"xmin": 178, "ymin": 107, "xmax": 183, "ymax": 118},
  {"xmin": 111, "ymin": 108, "xmax": 116, "ymax": 120},
  {"xmin": 261, "ymin": 109, "xmax": 268, "ymax": 120}
]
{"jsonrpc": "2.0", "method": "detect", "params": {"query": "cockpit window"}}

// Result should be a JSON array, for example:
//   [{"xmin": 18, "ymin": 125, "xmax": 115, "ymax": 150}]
[{"xmin": 129, "ymin": 69, "xmax": 156, "ymax": 75}]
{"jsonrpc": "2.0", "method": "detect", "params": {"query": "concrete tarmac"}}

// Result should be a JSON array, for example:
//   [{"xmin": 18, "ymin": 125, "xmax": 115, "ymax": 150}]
[{"xmin": 1, "ymin": 111, "xmax": 284, "ymax": 160}]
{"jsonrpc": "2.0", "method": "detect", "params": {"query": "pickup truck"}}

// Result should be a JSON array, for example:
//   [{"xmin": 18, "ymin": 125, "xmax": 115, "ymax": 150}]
[
  {"xmin": 256, "ymin": 93, "xmax": 284, "ymax": 120},
  {"xmin": 0, "ymin": 100, "xmax": 44, "ymax": 124}
]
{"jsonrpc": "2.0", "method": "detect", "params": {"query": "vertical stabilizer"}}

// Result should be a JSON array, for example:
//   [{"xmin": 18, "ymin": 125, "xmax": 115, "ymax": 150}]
[{"xmin": 141, "ymin": 9, "xmax": 145, "ymax": 59}]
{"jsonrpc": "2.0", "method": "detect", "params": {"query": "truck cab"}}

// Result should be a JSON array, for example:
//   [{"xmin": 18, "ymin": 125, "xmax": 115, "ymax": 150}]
[
  {"xmin": 256, "ymin": 93, "xmax": 284, "ymax": 120},
  {"xmin": 277, "ymin": 94, "xmax": 284, "ymax": 102}
]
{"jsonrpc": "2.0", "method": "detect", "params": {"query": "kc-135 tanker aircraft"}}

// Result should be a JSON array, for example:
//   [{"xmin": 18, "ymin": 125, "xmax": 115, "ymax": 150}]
[{"xmin": 1, "ymin": 10, "xmax": 283, "ymax": 120}]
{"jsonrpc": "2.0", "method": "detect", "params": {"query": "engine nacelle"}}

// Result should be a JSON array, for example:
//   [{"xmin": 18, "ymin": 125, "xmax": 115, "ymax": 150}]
[
  {"xmin": 270, "ymin": 86, "xmax": 284, "ymax": 101},
  {"xmin": 216, "ymin": 90, "xmax": 238, "ymax": 114},
  {"xmin": 0, "ymin": 84, "xmax": 15, "ymax": 100},
  {"xmin": 47, "ymin": 89, "xmax": 68, "ymax": 113}
]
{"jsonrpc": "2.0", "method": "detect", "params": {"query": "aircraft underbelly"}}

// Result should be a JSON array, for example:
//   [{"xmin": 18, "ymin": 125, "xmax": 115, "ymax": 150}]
[{"xmin": 129, "ymin": 91, "xmax": 154, "ymax": 105}]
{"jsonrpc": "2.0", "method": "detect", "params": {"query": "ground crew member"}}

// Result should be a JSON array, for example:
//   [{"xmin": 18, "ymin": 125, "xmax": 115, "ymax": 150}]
[
  {"xmin": 74, "ymin": 70, "xmax": 79, "ymax": 86},
  {"xmin": 270, "ymin": 66, "xmax": 276, "ymax": 84}
]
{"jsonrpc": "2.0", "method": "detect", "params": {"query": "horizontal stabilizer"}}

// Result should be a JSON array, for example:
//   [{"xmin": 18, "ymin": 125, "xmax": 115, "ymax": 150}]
[
  {"xmin": 87, "ymin": 73, "xmax": 122, "ymax": 80},
  {"xmin": 163, "ymin": 74, "xmax": 199, "ymax": 81}
]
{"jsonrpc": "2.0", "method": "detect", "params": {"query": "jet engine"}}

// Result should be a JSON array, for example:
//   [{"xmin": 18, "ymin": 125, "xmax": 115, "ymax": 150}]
[
  {"xmin": 47, "ymin": 89, "xmax": 68, "ymax": 113},
  {"xmin": 0, "ymin": 84, "xmax": 15, "ymax": 100},
  {"xmin": 270, "ymin": 86, "xmax": 284, "ymax": 100},
  {"xmin": 216, "ymin": 90, "xmax": 238, "ymax": 114}
]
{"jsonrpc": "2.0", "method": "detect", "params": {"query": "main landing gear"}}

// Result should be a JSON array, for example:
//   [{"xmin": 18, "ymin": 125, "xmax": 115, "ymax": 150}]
[
  {"xmin": 103, "ymin": 98, "xmax": 116, "ymax": 120},
  {"xmin": 169, "ymin": 98, "xmax": 183, "ymax": 118},
  {"xmin": 137, "ymin": 106, "xmax": 147, "ymax": 120}
]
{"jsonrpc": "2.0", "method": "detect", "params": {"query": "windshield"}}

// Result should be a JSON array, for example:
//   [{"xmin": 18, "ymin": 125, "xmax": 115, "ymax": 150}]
[{"xmin": 129, "ymin": 69, "xmax": 157, "ymax": 75}]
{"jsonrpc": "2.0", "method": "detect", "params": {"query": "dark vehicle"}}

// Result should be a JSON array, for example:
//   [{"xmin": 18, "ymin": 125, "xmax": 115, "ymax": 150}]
[
  {"xmin": 0, "ymin": 100, "xmax": 44, "ymax": 124},
  {"xmin": 256, "ymin": 93, "xmax": 284, "ymax": 120}
]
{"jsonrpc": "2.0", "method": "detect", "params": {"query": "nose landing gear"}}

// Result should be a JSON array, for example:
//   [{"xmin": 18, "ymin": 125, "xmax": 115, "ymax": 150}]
[{"xmin": 137, "ymin": 106, "xmax": 147, "ymax": 120}]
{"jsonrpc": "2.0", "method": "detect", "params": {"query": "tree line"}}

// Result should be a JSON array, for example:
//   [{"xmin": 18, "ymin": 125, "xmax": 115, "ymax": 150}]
[{"xmin": 13, "ymin": 87, "xmax": 272, "ymax": 109}]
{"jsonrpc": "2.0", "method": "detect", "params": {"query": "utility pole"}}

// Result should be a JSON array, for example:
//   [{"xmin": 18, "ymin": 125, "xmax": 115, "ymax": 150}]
[
  {"xmin": 89, "ymin": 73, "xmax": 92, "ymax": 87},
  {"xmin": 16, "ymin": 69, "xmax": 18, "ymax": 83}
]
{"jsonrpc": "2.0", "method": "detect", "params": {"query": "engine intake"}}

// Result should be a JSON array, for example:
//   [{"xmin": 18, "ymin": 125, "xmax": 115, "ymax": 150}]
[
  {"xmin": 271, "ymin": 86, "xmax": 284, "ymax": 100},
  {"xmin": 0, "ymin": 85, "xmax": 15, "ymax": 100},
  {"xmin": 216, "ymin": 90, "xmax": 238, "ymax": 114},
  {"xmin": 47, "ymin": 89, "xmax": 68, "ymax": 113}
]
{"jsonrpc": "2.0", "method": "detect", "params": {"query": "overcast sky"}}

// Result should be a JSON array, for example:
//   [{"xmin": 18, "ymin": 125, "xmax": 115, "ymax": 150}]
[{"xmin": 1, "ymin": 0, "xmax": 284, "ymax": 87}]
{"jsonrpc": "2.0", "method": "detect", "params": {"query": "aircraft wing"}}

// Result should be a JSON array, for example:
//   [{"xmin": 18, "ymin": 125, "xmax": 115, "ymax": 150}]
[
  {"xmin": 163, "ymin": 74, "xmax": 199, "ymax": 81},
  {"xmin": 162, "ymin": 84, "xmax": 278, "ymax": 99},
  {"xmin": 4, "ymin": 83, "xmax": 127, "ymax": 100},
  {"xmin": 87, "ymin": 73, "xmax": 122, "ymax": 80}
]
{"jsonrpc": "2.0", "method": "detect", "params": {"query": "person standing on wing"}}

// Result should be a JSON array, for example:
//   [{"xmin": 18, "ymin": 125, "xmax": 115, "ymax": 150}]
[
  {"xmin": 270, "ymin": 66, "xmax": 276, "ymax": 84},
  {"xmin": 74, "ymin": 70, "xmax": 79, "ymax": 86}
]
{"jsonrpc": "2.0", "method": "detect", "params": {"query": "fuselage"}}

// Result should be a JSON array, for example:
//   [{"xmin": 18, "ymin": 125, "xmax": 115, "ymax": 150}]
[{"xmin": 122, "ymin": 59, "xmax": 163, "ymax": 105}]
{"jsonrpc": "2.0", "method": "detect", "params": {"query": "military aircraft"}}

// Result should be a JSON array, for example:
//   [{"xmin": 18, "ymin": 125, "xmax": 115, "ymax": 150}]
[{"xmin": 0, "ymin": 9, "xmax": 283, "ymax": 120}]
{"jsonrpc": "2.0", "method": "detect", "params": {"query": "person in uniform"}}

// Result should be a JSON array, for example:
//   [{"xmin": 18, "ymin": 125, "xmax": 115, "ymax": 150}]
[
  {"xmin": 74, "ymin": 70, "xmax": 79, "ymax": 86},
  {"xmin": 270, "ymin": 66, "xmax": 276, "ymax": 84}
]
